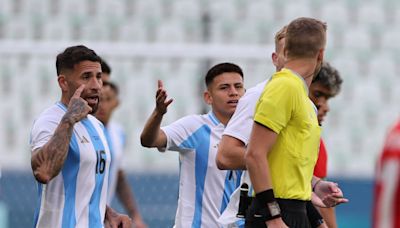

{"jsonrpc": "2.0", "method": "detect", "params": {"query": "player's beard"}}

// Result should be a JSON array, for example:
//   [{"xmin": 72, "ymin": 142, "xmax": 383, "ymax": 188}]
[{"xmin": 89, "ymin": 102, "xmax": 99, "ymax": 114}]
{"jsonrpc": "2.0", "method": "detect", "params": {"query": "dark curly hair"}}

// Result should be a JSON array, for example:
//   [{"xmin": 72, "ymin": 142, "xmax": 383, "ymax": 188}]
[{"xmin": 313, "ymin": 62, "xmax": 343, "ymax": 96}]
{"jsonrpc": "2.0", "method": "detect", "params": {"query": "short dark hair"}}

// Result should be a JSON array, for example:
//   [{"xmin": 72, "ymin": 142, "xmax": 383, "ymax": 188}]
[
  {"xmin": 56, "ymin": 45, "xmax": 101, "ymax": 75},
  {"xmin": 285, "ymin": 17, "xmax": 327, "ymax": 59},
  {"xmin": 101, "ymin": 59, "xmax": 112, "ymax": 74},
  {"xmin": 313, "ymin": 62, "xmax": 343, "ymax": 96},
  {"xmin": 205, "ymin": 63, "xmax": 244, "ymax": 87},
  {"xmin": 102, "ymin": 80, "xmax": 119, "ymax": 95}
]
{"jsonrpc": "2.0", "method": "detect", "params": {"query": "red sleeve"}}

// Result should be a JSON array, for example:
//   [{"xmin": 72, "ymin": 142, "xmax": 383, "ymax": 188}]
[
  {"xmin": 373, "ymin": 121, "xmax": 400, "ymax": 228},
  {"xmin": 313, "ymin": 139, "xmax": 327, "ymax": 178}
]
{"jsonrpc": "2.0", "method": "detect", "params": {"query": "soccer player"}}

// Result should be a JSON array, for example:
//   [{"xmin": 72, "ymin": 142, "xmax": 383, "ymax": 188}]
[
  {"xmin": 310, "ymin": 62, "xmax": 343, "ymax": 228},
  {"xmin": 30, "ymin": 45, "xmax": 131, "ymax": 227},
  {"xmin": 140, "ymin": 63, "xmax": 245, "ymax": 227},
  {"xmin": 96, "ymin": 80, "xmax": 147, "ymax": 228},
  {"xmin": 244, "ymin": 17, "xmax": 339, "ymax": 227},
  {"xmin": 373, "ymin": 119, "xmax": 400, "ymax": 228}
]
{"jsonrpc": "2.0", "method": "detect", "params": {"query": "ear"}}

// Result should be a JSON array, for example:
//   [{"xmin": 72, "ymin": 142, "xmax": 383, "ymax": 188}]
[
  {"xmin": 317, "ymin": 49, "xmax": 325, "ymax": 61},
  {"xmin": 271, "ymin": 52, "xmax": 278, "ymax": 66},
  {"xmin": 58, "ymin": 75, "xmax": 68, "ymax": 92},
  {"xmin": 203, "ymin": 90, "xmax": 212, "ymax": 105}
]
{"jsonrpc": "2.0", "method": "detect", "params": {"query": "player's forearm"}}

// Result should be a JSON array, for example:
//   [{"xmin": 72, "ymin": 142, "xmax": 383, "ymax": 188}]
[
  {"xmin": 116, "ymin": 170, "xmax": 141, "ymax": 219},
  {"xmin": 216, "ymin": 136, "xmax": 246, "ymax": 170},
  {"xmin": 318, "ymin": 207, "xmax": 337, "ymax": 228},
  {"xmin": 140, "ymin": 109, "xmax": 164, "ymax": 147},
  {"xmin": 31, "ymin": 116, "xmax": 75, "ymax": 184}
]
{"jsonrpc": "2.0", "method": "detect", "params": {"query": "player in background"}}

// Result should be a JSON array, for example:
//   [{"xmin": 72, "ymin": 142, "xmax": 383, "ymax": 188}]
[
  {"xmin": 373, "ymin": 118, "xmax": 400, "ymax": 228},
  {"xmin": 309, "ymin": 62, "xmax": 343, "ymax": 228},
  {"xmin": 96, "ymin": 77, "xmax": 147, "ymax": 228},
  {"xmin": 140, "ymin": 63, "xmax": 245, "ymax": 227}
]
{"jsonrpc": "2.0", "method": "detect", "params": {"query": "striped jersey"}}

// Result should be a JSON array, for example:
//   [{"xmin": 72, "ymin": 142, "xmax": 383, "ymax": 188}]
[
  {"xmin": 30, "ymin": 102, "xmax": 111, "ymax": 228},
  {"xmin": 373, "ymin": 119, "xmax": 400, "ymax": 228},
  {"xmin": 161, "ymin": 112, "xmax": 242, "ymax": 228},
  {"xmin": 103, "ymin": 122, "xmax": 126, "ymax": 204}
]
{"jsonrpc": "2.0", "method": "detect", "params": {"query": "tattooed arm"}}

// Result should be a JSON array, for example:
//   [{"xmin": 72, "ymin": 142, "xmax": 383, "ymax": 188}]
[{"xmin": 31, "ymin": 85, "xmax": 92, "ymax": 184}]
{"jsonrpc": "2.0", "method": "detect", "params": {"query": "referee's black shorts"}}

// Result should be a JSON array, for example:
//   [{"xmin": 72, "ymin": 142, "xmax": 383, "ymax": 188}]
[{"xmin": 245, "ymin": 198, "xmax": 323, "ymax": 228}]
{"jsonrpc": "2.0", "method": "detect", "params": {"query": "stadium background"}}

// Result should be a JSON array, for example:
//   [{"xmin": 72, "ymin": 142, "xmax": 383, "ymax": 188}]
[{"xmin": 0, "ymin": 0, "xmax": 398, "ymax": 227}]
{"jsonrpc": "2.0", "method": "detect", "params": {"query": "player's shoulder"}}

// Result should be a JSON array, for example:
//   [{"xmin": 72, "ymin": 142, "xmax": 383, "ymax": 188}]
[
  {"xmin": 243, "ymin": 79, "xmax": 268, "ymax": 99},
  {"xmin": 33, "ymin": 103, "xmax": 64, "ymax": 125}
]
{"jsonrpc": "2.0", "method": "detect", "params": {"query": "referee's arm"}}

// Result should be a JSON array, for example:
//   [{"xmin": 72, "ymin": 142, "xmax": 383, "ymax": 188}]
[{"xmin": 245, "ymin": 121, "xmax": 287, "ymax": 227}]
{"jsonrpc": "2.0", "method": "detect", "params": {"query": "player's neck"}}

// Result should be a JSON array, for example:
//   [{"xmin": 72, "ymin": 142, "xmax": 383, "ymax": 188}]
[{"xmin": 212, "ymin": 111, "xmax": 230, "ymax": 126}]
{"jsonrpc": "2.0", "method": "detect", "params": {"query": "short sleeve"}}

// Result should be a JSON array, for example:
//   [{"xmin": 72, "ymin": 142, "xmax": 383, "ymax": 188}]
[
  {"xmin": 160, "ymin": 115, "xmax": 198, "ymax": 152},
  {"xmin": 224, "ymin": 89, "xmax": 261, "ymax": 145},
  {"xmin": 254, "ymin": 78, "xmax": 298, "ymax": 134},
  {"xmin": 30, "ymin": 115, "xmax": 60, "ymax": 152}
]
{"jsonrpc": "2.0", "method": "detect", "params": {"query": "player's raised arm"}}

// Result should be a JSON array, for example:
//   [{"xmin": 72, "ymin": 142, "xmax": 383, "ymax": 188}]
[
  {"xmin": 31, "ymin": 85, "xmax": 91, "ymax": 184},
  {"xmin": 140, "ymin": 80, "xmax": 173, "ymax": 148}
]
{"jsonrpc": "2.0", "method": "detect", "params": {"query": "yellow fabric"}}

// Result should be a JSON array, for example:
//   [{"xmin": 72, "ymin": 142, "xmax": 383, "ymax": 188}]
[{"xmin": 254, "ymin": 68, "xmax": 321, "ymax": 200}]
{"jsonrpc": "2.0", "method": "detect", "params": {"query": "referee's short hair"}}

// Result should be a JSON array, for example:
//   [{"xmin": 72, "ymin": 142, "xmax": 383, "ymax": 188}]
[
  {"xmin": 205, "ymin": 63, "xmax": 244, "ymax": 87},
  {"xmin": 285, "ymin": 17, "xmax": 327, "ymax": 59}
]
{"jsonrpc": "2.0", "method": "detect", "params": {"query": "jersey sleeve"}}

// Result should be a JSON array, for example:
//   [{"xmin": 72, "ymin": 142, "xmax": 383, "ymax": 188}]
[
  {"xmin": 160, "ymin": 115, "xmax": 198, "ymax": 152},
  {"xmin": 254, "ymin": 77, "xmax": 298, "ymax": 134},
  {"xmin": 30, "ymin": 115, "xmax": 60, "ymax": 152},
  {"xmin": 224, "ymin": 90, "xmax": 260, "ymax": 146}
]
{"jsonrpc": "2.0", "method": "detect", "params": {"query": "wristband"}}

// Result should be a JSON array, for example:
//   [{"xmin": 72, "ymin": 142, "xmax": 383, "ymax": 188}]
[
  {"xmin": 255, "ymin": 189, "xmax": 281, "ymax": 221},
  {"xmin": 312, "ymin": 179, "xmax": 322, "ymax": 192}
]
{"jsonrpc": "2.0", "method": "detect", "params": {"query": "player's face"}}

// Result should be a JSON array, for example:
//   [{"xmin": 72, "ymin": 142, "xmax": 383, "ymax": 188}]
[
  {"xmin": 272, "ymin": 38, "xmax": 286, "ymax": 71},
  {"xmin": 309, "ymin": 82, "xmax": 334, "ymax": 124},
  {"xmin": 96, "ymin": 85, "xmax": 118, "ymax": 124},
  {"xmin": 102, "ymin": 73, "xmax": 110, "ymax": 82},
  {"xmin": 65, "ymin": 60, "xmax": 103, "ymax": 114},
  {"xmin": 205, "ymin": 72, "xmax": 245, "ymax": 118}
]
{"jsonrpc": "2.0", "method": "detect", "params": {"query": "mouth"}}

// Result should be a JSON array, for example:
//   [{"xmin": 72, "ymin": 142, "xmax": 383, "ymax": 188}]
[
  {"xmin": 227, "ymin": 100, "xmax": 239, "ymax": 106},
  {"xmin": 85, "ymin": 95, "xmax": 99, "ymax": 106}
]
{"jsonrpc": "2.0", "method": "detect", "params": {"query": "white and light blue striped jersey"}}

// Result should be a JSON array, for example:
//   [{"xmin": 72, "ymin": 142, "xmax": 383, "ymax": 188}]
[
  {"xmin": 161, "ymin": 112, "xmax": 242, "ymax": 228},
  {"xmin": 30, "ymin": 102, "xmax": 111, "ymax": 228},
  {"xmin": 104, "ymin": 122, "xmax": 126, "ymax": 204}
]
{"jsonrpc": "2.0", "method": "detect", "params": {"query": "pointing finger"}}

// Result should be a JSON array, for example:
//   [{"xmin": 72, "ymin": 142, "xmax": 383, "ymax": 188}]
[
  {"xmin": 158, "ymin": 80, "xmax": 163, "ymax": 89},
  {"xmin": 72, "ymin": 85, "xmax": 85, "ymax": 98}
]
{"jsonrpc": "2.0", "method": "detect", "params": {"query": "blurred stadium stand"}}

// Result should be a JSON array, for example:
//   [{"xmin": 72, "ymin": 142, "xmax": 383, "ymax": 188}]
[{"xmin": 1, "ymin": 0, "xmax": 399, "ymax": 227}]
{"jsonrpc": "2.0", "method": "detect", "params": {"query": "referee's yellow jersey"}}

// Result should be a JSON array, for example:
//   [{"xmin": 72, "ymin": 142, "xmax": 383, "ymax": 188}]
[{"xmin": 254, "ymin": 68, "xmax": 321, "ymax": 201}]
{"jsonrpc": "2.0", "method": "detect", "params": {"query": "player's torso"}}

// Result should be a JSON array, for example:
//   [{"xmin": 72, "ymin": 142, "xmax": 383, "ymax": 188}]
[
  {"xmin": 35, "ymin": 104, "xmax": 111, "ymax": 228},
  {"xmin": 174, "ymin": 113, "xmax": 241, "ymax": 227}
]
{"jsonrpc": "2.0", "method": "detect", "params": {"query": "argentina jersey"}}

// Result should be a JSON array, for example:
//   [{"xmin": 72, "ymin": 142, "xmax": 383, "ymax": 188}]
[
  {"xmin": 30, "ymin": 102, "xmax": 111, "ymax": 228},
  {"xmin": 161, "ymin": 112, "xmax": 242, "ymax": 228}
]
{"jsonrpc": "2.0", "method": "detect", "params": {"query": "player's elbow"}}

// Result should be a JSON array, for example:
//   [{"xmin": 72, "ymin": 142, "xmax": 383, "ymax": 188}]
[
  {"xmin": 140, "ymin": 134, "xmax": 153, "ymax": 148},
  {"xmin": 32, "ymin": 169, "xmax": 52, "ymax": 184},
  {"xmin": 216, "ymin": 151, "xmax": 229, "ymax": 170}
]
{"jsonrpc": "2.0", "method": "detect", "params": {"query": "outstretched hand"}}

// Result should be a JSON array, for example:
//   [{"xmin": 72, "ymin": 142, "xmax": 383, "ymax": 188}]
[
  {"xmin": 65, "ymin": 85, "xmax": 92, "ymax": 123},
  {"xmin": 155, "ymin": 80, "xmax": 173, "ymax": 114},
  {"xmin": 312, "ymin": 180, "xmax": 349, "ymax": 208}
]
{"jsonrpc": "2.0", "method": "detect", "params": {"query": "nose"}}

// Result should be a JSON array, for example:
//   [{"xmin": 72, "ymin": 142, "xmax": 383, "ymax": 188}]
[
  {"xmin": 88, "ymin": 76, "xmax": 102, "ymax": 92},
  {"xmin": 229, "ymin": 86, "xmax": 239, "ymax": 96}
]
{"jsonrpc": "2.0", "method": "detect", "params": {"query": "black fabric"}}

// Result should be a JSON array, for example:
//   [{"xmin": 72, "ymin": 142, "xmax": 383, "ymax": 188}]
[
  {"xmin": 306, "ymin": 201, "xmax": 324, "ymax": 228},
  {"xmin": 245, "ymin": 198, "xmax": 312, "ymax": 228}
]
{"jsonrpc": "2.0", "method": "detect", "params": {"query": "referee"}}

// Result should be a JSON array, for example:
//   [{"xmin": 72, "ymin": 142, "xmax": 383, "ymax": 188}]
[{"xmin": 245, "ymin": 17, "xmax": 327, "ymax": 228}]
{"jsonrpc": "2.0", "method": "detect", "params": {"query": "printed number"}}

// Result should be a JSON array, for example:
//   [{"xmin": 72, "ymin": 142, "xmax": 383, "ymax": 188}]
[{"xmin": 95, "ymin": 150, "xmax": 106, "ymax": 174}]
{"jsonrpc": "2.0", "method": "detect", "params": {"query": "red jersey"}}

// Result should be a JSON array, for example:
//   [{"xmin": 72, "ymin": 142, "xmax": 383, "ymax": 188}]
[
  {"xmin": 314, "ymin": 139, "xmax": 328, "ymax": 178},
  {"xmin": 373, "ymin": 120, "xmax": 400, "ymax": 228}
]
